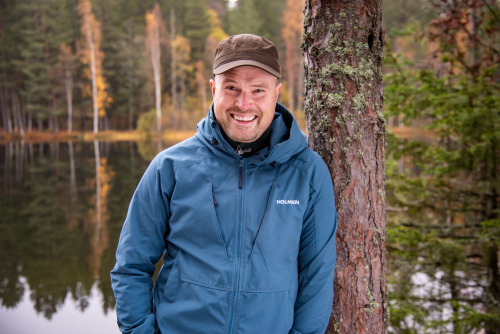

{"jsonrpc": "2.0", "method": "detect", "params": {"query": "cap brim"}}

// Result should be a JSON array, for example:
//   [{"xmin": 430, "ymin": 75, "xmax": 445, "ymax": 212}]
[{"xmin": 213, "ymin": 60, "xmax": 281, "ymax": 79}]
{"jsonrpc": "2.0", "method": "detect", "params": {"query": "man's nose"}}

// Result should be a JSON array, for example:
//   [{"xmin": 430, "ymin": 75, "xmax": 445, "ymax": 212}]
[{"xmin": 234, "ymin": 90, "xmax": 253, "ymax": 110}]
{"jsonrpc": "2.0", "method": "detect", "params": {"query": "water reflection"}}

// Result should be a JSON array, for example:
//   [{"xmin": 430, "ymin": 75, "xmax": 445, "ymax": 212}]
[{"xmin": 0, "ymin": 140, "xmax": 169, "ymax": 330}]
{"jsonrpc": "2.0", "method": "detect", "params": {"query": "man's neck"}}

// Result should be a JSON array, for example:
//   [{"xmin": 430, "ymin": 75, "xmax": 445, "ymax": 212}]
[{"xmin": 219, "ymin": 126, "xmax": 272, "ymax": 158}]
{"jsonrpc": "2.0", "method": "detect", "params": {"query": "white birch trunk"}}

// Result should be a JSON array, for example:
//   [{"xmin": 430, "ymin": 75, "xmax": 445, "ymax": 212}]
[
  {"xmin": 85, "ymin": 10, "xmax": 99, "ymax": 134},
  {"xmin": 3, "ymin": 87, "xmax": 12, "ymax": 133},
  {"xmin": 66, "ymin": 70, "xmax": 73, "ymax": 133},
  {"xmin": 12, "ymin": 93, "xmax": 24, "ymax": 137},
  {"xmin": 151, "ymin": 15, "xmax": 161, "ymax": 134},
  {"xmin": 4, "ymin": 105, "xmax": 12, "ymax": 133},
  {"xmin": 6, "ymin": 107, "xmax": 12, "ymax": 133},
  {"xmin": 11, "ymin": 97, "xmax": 18, "ymax": 133}
]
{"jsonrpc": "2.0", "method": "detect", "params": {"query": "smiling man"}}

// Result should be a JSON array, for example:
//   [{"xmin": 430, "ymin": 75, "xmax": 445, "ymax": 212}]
[{"xmin": 111, "ymin": 34, "xmax": 337, "ymax": 334}]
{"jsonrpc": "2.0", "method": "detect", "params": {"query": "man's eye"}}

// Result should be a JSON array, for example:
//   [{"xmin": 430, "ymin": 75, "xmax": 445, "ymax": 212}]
[
  {"xmin": 255, "ymin": 89, "xmax": 264, "ymax": 93},
  {"xmin": 226, "ymin": 86, "xmax": 237, "ymax": 90}
]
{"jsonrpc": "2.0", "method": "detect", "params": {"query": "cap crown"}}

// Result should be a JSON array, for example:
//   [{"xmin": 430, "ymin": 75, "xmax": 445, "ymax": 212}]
[{"xmin": 213, "ymin": 34, "xmax": 281, "ymax": 78}]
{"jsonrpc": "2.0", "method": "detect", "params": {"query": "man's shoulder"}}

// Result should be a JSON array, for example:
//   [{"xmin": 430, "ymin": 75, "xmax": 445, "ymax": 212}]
[
  {"xmin": 152, "ymin": 135, "xmax": 213, "ymax": 173},
  {"xmin": 285, "ymin": 147, "xmax": 333, "ymax": 190}
]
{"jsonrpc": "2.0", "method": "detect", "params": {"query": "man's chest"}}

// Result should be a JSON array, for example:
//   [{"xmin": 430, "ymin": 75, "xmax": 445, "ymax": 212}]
[{"xmin": 166, "ymin": 158, "xmax": 310, "ymax": 263}]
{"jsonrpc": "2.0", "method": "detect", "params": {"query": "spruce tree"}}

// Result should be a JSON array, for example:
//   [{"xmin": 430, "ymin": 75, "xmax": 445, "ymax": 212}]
[{"xmin": 384, "ymin": 0, "xmax": 500, "ymax": 332}]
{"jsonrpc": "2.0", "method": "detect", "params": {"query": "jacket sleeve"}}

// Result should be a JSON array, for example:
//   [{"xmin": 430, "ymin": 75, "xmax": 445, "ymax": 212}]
[
  {"xmin": 110, "ymin": 155, "xmax": 171, "ymax": 334},
  {"xmin": 290, "ymin": 163, "xmax": 337, "ymax": 334}
]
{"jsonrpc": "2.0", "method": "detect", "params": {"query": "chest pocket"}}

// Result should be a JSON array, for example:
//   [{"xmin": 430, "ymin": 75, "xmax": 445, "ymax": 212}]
[{"xmin": 167, "ymin": 159, "xmax": 231, "ymax": 288}]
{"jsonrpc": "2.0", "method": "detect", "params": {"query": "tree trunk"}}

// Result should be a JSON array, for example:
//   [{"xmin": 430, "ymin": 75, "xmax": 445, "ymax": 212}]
[
  {"xmin": 84, "ymin": 9, "xmax": 99, "ymax": 134},
  {"xmin": 12, "ymin": 93, "xmax": 24, "ymax": 137},
  {"xmin": 0, "ymin": 83, "xmax": 10, "ymax": 133},
  {"xmin": 302, "ymin": 1, "xmax": 388, "ymax": 333},
  {"xmin": 150, "ymin": 10, "xmax": 161, "ymax": 134},
  {"xmin": 27, "ymin": 111, "xmax": 32, "ymax": 132},
  {"xmin": 170, "ymin": 7, "xmax": 177, "ymax": 115},
  {"xmin": 66, "ymin": 69, "xmax": 73, "ymax": 133},
  {"xmin": 55, "ymin": 116, "xmax": 60, "ymax": 133},
  {"xmin": 180, "ymin": 73, "xmax": 185, "ymax": 129},
  {"xmin": 128, "ymin": 69, "xmax": 134, "ymax": 131}
]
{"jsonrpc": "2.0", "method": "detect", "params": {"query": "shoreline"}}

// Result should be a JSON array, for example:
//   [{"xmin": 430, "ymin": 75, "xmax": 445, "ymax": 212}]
[
  {"xmin": 0, "ymin": 126, "xmax": 436, "ymax": 144},
  {"xmin": 0, "ymin": 130, "xmax": 197, "ymax": 144}
]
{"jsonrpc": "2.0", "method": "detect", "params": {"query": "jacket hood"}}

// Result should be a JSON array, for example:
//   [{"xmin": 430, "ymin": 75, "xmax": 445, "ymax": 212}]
[{"xmin": 195, "ymin": 102, "xmax": 308, "ymax": 165}]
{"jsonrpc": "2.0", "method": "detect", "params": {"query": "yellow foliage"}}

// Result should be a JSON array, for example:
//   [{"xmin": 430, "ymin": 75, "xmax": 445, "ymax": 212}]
[
  {"xmin": 77, "ymin": 0, "xmax": 112, "ymax": 117},
  {"xmin": 205, "ymin": 9, "xmax": 228, "ymax": 66},
  {"xmin": 173, "ymin": 35, "xmax": 192, "ymax": 74},
  {"xmin": 207, "ymin": 9, "xmax": 227, "ymax": 43}
]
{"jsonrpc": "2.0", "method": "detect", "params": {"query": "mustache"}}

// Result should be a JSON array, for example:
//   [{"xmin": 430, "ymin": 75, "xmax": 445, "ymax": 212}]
[{"xmin": 226, "ymin": 107, "xmax": 259, "ymax": 114}]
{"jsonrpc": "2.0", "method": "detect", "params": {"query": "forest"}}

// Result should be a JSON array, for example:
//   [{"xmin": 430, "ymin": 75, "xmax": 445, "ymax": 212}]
[
  {"xmin": 0, "ymin": 0, "xmax": 306, "ymax": 136},
  {"xmin": 0, "ymin": 0, "xmax": 499, "ymax": 333}
]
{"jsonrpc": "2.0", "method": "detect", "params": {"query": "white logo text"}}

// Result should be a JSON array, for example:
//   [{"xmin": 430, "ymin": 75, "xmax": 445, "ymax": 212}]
[{"xmin": 277, "ymin": 200, "xmax": 299, "ymax": 205}]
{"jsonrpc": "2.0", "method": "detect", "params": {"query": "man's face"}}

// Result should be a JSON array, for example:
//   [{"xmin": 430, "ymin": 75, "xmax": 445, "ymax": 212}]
[{"xmin": 209, "ymin": 66, "xmax": 282, "ymax": 143}]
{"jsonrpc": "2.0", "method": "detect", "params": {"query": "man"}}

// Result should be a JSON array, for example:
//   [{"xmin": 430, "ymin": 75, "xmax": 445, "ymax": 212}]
[{"xmin": 111, "ymin": 34, "xmax": 337, "ymax": 334}]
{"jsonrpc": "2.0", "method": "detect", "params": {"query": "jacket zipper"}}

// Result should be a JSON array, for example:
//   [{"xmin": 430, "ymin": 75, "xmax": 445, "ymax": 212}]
[{"xmin": 228, "ymin": 159, "xmax": 244, "ymax": 333}]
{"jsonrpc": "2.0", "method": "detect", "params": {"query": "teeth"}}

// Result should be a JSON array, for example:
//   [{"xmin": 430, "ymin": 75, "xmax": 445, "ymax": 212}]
[{"xmin": 233, "ymin": 115, "xmax": 256, "ymax": 122}]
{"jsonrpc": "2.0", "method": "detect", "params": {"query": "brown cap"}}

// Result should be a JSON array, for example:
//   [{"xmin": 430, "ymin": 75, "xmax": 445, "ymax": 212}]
[{"xmin": 213, "ymin": 34, "xmax": 281, "ymax": 79}]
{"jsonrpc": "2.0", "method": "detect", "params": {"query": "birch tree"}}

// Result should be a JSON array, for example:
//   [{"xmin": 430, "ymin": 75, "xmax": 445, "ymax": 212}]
[
  {"xmin": 170, "ymin": 7, "xmax": 177, "ymax": 115},
  {"xmin": 146, "ymin": 4, "xmax": 163, "ymax": 134},
  {"xmin": 302, "ymin": 0, "xmax": 388, "ymax": 332},
  {"xmin": 78, "ymin": 0, "xmax": 111, "ymax": 134}
]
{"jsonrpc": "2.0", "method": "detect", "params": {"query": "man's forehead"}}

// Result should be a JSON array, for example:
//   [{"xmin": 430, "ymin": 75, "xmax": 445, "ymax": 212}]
[{"xmin": 216, "ymin": 66, "xmax": 279, "ymax": 85}]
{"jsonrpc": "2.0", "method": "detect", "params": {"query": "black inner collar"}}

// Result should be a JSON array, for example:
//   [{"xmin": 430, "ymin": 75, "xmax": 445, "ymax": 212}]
[{"xmin": 219, "ymin": 125, "xmax": 272, "ymax": 158}]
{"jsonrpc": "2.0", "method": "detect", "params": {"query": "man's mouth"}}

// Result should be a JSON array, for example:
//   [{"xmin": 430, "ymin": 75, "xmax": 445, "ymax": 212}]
[{"xmin": 231, "ymin": 114, "xmax": 257, "ymax": 122}]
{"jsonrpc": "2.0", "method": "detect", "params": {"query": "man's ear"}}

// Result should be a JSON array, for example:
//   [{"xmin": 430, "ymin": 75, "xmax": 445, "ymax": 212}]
[
  {"xmin": 275, "ymin": 82, "xmax": 282, "ymax": 102},
  {"xmin": 209, "ymin": 78, "xmax": 216, "ymax": 98}
]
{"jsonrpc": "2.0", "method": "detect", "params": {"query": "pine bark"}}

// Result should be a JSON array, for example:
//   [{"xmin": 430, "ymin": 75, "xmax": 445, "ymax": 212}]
[{"xmin": 301, "ymin": 1, "xmax": 388, "ymax": 333}]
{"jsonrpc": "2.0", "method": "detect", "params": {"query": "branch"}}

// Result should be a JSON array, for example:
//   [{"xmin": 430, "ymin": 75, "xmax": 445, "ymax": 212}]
[{"xmin": 480, "ymin": 0, "xmax": 500, "ymax": 25}]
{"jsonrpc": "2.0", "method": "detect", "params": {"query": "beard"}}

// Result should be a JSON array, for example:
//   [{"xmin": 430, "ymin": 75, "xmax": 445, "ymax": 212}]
[{"xmin": 219, "ymin": 107, "xmax": 263, "ymax": 143}]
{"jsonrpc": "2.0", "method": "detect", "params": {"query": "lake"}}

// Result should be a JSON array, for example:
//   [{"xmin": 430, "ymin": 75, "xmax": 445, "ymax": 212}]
[
  {"xmin": 0, "ymin": 140, "xmax": 170, "ymax": 334},
  {"xmin": 0, "ymin": 127, "xmax": 442, "ymax": 334}
]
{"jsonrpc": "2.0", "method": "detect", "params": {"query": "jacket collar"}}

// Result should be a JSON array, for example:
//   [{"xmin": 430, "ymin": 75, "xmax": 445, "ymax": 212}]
[{"xmin": 196, "ymin": 102, "xmax": 308, "ymax": 165}]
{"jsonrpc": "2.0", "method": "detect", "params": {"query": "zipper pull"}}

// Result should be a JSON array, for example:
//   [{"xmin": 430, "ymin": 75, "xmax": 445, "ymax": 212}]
[
  {"xmin": 238, "ymin": 160, "xmax": 243, "ymax": 189},
  {"xmin": 236, "ymin": 145, "xmax": 251, "ymax": 155}
]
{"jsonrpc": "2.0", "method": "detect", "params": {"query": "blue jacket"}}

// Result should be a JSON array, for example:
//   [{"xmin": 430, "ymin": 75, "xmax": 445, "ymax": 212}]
[{"xmin": 111, "ymin": 103, "xmax": 337, "ymax": 334}]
